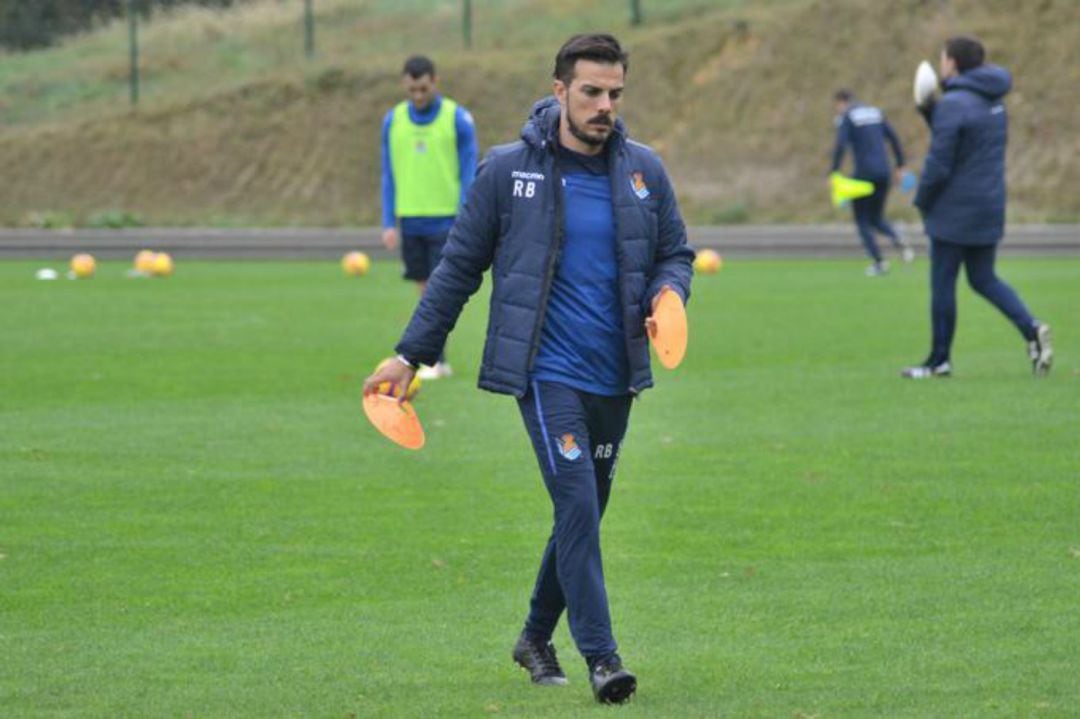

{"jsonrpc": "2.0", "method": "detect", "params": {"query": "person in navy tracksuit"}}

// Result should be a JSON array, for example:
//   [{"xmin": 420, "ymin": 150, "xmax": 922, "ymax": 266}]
[
  {"xmin": 831, "ymin": 89, "xmax": 913, "ymax": 275},
  {"xmin": 902, "ymin": 36, "xmax": 1052, "ymax": 378},
  {"xmin": 363, "ymin": 34, "xmax": 693, "ymax": 703}
]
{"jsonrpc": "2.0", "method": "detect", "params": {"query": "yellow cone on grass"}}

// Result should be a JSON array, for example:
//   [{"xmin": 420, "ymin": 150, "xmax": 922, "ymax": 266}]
[
  {"xmin": 694, "ymin": 248, "xmax": 723, "ymax": 274},
  {"xmin": 70, "ymin": 253, "xmax": 96, "ymax": 279},
  {"xmin": 150, "ymin": 252, "xmax": 174, "ymax": 277},
  {"xmin": 342, "ymin": 251, "xmax": 371, "ymax": 277},
  {"xmin": 134, "ymin": 250, "xmax": 157, "ymax": 273}
]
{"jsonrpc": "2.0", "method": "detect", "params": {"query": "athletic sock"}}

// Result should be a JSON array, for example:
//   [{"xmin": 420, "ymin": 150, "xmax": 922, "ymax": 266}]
[
  {"xmin": 523, "ymin": 628, "xmax": 552, "ymax": 645},
  {"xmin": 586, "ymin": 652, "xmax": 617, "ymax": 672}
]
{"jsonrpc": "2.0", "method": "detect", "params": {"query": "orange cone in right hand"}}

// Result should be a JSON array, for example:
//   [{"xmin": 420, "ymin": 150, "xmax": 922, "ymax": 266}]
[{"xmin": 648, "ymin": 288, "xmax": 688, "ymax": 370}]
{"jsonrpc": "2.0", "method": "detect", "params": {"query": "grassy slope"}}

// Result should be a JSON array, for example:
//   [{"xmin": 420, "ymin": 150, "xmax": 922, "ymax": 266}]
[
  {"xmin": 0, "ymin": 0, "xmax": 1077, "ymax": 226},
  {"xmin": 1, "ymin": 258, "xmax": 1078, "ymax": 716}
]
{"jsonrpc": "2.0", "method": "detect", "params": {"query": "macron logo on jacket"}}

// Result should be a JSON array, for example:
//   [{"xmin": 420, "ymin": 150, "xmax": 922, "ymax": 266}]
[{"xmin": 511, "ymin": 170, "xmax": 544, "ymax": 199}]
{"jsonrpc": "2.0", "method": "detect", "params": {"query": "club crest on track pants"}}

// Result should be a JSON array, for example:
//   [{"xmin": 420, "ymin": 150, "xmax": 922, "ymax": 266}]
[{"xmin": 516, "ymin": 380, "xmax": 632, "ymax": 659}]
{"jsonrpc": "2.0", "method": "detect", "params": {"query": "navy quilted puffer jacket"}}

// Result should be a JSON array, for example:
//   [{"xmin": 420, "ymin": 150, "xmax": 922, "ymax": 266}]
[
  {"xmin": 395, "ymin": 96, "xmax": 694, "ymax": 398},
  {"xmin": 915, "ymin": 65, "xmax": 1012, "ymax": 245}
]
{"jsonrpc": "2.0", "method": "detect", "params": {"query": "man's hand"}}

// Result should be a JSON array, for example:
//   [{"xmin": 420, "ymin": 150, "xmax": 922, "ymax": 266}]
[
  {"xmin": 363, "ymin": 356, "xmax": 416, "ymax": 404},
  {"xmin": 644, "ymin": 284, "xmax": 674, "ymax": 337},
  {"xmin": 381, "ymin": 227, "xmax": 399, "ymax": 251}
]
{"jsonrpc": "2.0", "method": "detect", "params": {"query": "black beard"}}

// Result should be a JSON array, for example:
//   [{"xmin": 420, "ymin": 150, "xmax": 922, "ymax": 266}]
[{"xmin": 567, "ymin": 112, "xmax": 609, "ymax": 147}]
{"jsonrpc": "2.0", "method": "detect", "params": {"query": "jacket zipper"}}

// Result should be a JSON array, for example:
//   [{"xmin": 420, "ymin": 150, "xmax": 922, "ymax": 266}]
[
  {"xmin": 607, "ymin": 145, "xmax": 639, "ymax": 396},
  {"xmin": 524, "ymin": 132, "xmax": 643, "ymax": 396},
  {"xmin": 526, "ymin": 142, "xmax": 564, "ymax": 372}
]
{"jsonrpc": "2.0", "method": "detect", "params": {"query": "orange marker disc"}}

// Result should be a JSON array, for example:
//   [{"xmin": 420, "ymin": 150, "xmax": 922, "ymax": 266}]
[
  {"xmin": 363, "ymin": 393, "xmax": 426, "ymax": 450},
  {"xmin": 649, "ymin": 288, "xmax": 688, "ymax": 370}
]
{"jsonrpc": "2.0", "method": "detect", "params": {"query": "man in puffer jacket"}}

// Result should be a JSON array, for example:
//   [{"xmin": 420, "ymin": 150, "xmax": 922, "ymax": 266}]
[
  {"xmin": 364, "ymin": 34, "xmax": 693, "ymax": 703},
  {"xmin": 903, "ymin": 35, "xmax": 1052, "ymax": 378}
]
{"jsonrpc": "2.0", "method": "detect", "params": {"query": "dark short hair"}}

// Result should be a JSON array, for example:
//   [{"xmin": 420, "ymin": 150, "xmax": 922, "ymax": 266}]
[
  {"xmin": 553, "ymin": 33, "xmax": 628, "ymax": 85},
  {"xmin": 403, "ymin": 55, "xmax": 436, "ymax": 79},
  {"xmin": 833, "ymin": 89, "xmax": 853, "ymax": 103},
  {"xmin": 944, "ymin": 35, "xmax": 985, "ymax": 73}
]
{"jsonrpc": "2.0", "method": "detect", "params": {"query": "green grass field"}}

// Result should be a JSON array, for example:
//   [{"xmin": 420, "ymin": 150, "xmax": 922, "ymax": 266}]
[{"xmin": 2, "ymin": 257, "xmax": 1077, "ymax": 717}]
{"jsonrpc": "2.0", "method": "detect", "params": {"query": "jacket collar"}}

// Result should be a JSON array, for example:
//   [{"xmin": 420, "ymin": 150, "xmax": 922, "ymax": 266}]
[
  {"xmin": 944, "ymin": 64, "xmax": 1012, "ymax": 101},
  {"xmin": 520, "ymin": 95, "xmax": 627, "ymax": 154}
]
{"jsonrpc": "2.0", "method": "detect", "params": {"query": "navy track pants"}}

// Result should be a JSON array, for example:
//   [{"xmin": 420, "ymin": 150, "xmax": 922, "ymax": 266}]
[
  {"xmin": 928, "ymin": 238, "xmax": 1038, "ymax": 364},
  {"xmin": 516, "ymin": 380, "xmax": 632, "ymax": 661},
  {"xmin": 851, "ymin": 178, "xmax": 902, "ymax": 262}
]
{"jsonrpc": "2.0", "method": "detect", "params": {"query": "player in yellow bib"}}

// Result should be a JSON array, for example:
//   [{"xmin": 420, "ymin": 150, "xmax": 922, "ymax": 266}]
[{"xmin": 380, "ymin": 55, "xmax": 478, "ymax": 380}]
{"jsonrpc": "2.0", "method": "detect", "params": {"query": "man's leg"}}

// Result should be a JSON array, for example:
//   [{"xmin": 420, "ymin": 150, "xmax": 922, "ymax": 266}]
[
  {"xmin": 851, "ymin": 194, "xmax": 883, "ymax": 265},
  {"xmin": 422, "ymin": 232, "xmax": 451, "ymax": 372},
  {"xmin": 399, "ymin": 231, "xmax": 429, "ymax": 284},
  {"xmin": 928, "ymin": 238, "xmax": 965, "ymax": 364},
  {"xmin": 582, "ymin": 393, "xmax": 632, "ymax": 545},
  {"xmin": 579, "ymin": 392, "xmax": 636, "ymax": 703},
  {"xmin": 962, "ymin": 244, "xmax": 1038, "ymax": 341},
  {"xmin": 516, "ymin": 381, "xmax": 617, "ymax": 660},
  {"xmin": 523, "ymin": 535, "xmax": 561, "ymax": 640},
  {"xmin": 408, "ymin": 232, "xmax": 452, "ymax": 378},
  {"xmin": 522, "ymin": 392, "xmax": 632, "ymax": 644},
  {"xmin": 867, "ymin": 180, "xmax": 902, "ymax": 246},
  {"xmin": 963, "ymin": 244, "xmax": 1053, "ymax": 374},
  {"xmin": 520, "ymin": 394, "xmax": 631, "ymax": 642}
]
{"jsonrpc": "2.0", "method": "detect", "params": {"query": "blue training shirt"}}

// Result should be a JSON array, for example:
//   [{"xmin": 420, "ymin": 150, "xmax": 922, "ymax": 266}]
[
  {"xmin": 380, "ymin": 94, "xmax": 478, "ymax": 235},
  {"xmin": 830, "ymin": 102, "xmax": 905, "ymax": 181},
  {"xmin": 531, "ymin": 144, "xmax": 629, "ymax": 396}
]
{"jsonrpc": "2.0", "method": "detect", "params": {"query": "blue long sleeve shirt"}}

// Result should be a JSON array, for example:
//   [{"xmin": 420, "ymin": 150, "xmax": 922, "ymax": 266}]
[
  {"xmin": 831, "ymin": 103, "xmax": 905, "ymax": 181},
  {"xmin": 531, "ymin": 144, "xmax": 629, "ymax": 396},
  {"xmin": 380, "ymin": 95, "xmax": 478, "ymax": 235}
]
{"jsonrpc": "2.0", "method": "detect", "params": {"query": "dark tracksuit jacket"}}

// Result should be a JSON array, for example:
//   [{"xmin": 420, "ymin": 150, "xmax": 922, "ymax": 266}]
[
  {"xmin": 831, "ymin": 103, "xmax": 905, "ymax": 181},
  {"xmin": 915, "ymin": 65, "xmax": 1012, "ymax": 245},
  {"xmin": 395, "ymin": 96, "xmax": 693, "ymax": 396}
]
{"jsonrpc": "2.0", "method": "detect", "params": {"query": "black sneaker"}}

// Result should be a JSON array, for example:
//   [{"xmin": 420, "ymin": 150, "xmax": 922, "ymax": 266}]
[
  {"xmin": 512, "ymin": 634, "xmax": 567, "ymax": 686},
  {"xmin": 1028, "ymin": 323, "xmax": 1053, "ymax": 377},
  {"xmin": 589, "ymin": 654, "xmax": 636, "ymax": 704},
  {"xmin": 900, "ymin": 360, "xmax": 952, "ymax": 379}
]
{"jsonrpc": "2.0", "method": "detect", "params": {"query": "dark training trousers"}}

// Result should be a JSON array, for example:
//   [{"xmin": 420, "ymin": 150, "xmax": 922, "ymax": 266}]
[
  {"xmin": 851, "ymin": 178, "xmax": 902, "ymax": 262},
  {"xmin": 400, "ymin": 230, "xmax": 448, "ymax": 282},
  {"xmin": 402, "ymin": 230, "xmax": 449, "ymax": 363},
  {"xmin": 516, "ymin": 380, "xmax": 632, "ymax": 662},
  {"xmin": 928, "ymin": 238, "xmax": 1038, "ymax": 364}
]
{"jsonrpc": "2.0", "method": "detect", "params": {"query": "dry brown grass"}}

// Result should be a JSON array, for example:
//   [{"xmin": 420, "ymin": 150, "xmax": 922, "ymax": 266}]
[{"xmin": 0, "ymin": 0, "xmax": 1076, "ymax": 226}]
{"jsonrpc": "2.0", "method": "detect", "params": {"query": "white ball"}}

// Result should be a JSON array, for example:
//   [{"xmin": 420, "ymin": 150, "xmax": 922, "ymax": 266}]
[{"xmin": 914, "ymin": 60, "xmax": 940, "ymax": 108}]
